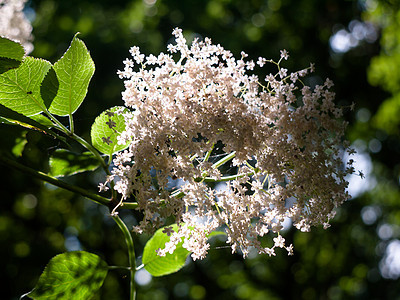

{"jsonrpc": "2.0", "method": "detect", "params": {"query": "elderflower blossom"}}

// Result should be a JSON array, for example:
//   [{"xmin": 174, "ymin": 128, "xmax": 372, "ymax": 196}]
[
  {"xmin": 0, "ymin": 0, "xmax": 33, "ymax": 54},
  {"xmin": 106, "ymin": 28, "xmax": 355, "ymax": 260}
]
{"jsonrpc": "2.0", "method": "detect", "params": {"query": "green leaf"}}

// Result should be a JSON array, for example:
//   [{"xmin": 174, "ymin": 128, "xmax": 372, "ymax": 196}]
[
  {"xmin": 25, "ymin": 251, "xmax": 108, "ymax": 300},
  {"xmin": 49, "ymin": 149, "xmax": 100, "ymax": 177},
  {"xmin": 0, "ymin": 103, "xmax": 63, "ymax": 140},
  {"xmin": 29, "ymin": 114, "xmax": 55, "ymax": 128},
  {"xmin": 0, "ymin": 37, "xmax": 25, "ymax": 61},
  {"xmin": 0, "ymin": 37, "xmax": 24, "ymax": 74},
  {"xmin": 142, "ymin": 224, "xmax": 190, "ymax": 277},
  {"xmin": 91, "ymin": 106, "xmax": 130, "ymax": 156},
  {"xmin": 142, "ymin": 225, "xmax": 226, "ymax": 277},
  {"xmin": 48, "ymin": 35, "xmax": 95, "ymax": 116},
  {"xmin": 40, "ymin": 67, "xmax": 59, "ymax": 109},
  {"xmin": 0, "ymin": 56, "xmax": 52, "ymax": 116}
]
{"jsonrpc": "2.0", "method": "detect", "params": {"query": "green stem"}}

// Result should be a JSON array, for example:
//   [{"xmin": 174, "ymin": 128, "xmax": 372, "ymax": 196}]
[
  {"xmin": 112, "ymin": 215, "xmax": 136, "ymax": 300},
  {"xmin": 42, "ymin": 109, "xmax": 108, "ymax": 175},
  {"xmin": 211, "ymin": 151, "xmax": 236, "ymax": 169},
  {"xmin": 201, "ymin": 172, "xmax": 256, "ymax": 182},
  {"xmin": 0, "ymin": 155, "xmax": 110, "ymax": 206},
  {"xmin": 0, "ymin": 152, "xmax": 139, "ymax": 210},
  {"xmin": 108, "ymin": 265, "xmax": 131, "ymax": 271},
  {"xmin": 70, "ymin": 132, "xmax": 109, "ymax": 172},
  {"xmin": 43, "ymin": 110, "xmax": 110, "ymax": 179},
  {"xmin": 69, "ymin": 112, "xmax": 74, "ymax": 134},
  {"xmin": 120, "ymin": 202, "xmax": 139, "ymax": 209},
  {"xmin": 199, "ymin": 151, "xmax": 237, "ymax": 179},
  {"xmin": 203, "ymin": 143, "xmax": 214, "ymax": 163},
  {"xmin": 69, "ymin": 133, "xmax": 118, "ymax": 202},
  {"xmin": 170, "ymin": 190, "xmax": 185, "ymax": 199},
  {"xmin": 43, "ymin": 110, "xmax": 70, "ymax": 134}
]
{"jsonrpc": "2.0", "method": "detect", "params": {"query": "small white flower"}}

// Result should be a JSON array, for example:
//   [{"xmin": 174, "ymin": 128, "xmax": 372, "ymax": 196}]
[
  {"xmin": 98, "ymin": 183, "xmax": 109, "ymax": 192},
  {"xmin": 123, "ymin": 58, "xmax": 134, "ymax": 67},
  {"xmin": 257, "ymin": 57, "xmax": 267, "ymax": 67},
  {"xmin": 246, "ymin": 60, "xmax": 255, "ymax": 70},
  {"xmin": 290, "ymin": 72, "xmax": 299, "ymax": 82},
  {"xmin": 286, "ymin": 244, "xmax": 294, "ymax": 256},
  {"xmin": 265, "ymin": 247, "xmax": 276, "ymax": 257},
  {"xmin": 167, "ymin": 44, "xmax": 177, "ymax": 53},
  {"xmin": 273, "ymin": 235, "xmax": 285, "ymax": 248},
  {"xmin": 280, "ymin": 49, "xmax": 289, "ymax": 60},
  {"xmin": 155, "ymin": 248, "xmax": 166, "ymax": 257},
  {"xmin": 325, "ymin": 78, "xmax": 334, "ymax": 88},
  {"xmin": 278, "ymin": 68, "xmax": 288, "ymax": 79},
  {"xmin": 172, "ymin": 27, "xmax": 182, "ymax": 36},
  {"xmin": 129, "ymin": 46, "xmax": 140, "ymax": 57}
]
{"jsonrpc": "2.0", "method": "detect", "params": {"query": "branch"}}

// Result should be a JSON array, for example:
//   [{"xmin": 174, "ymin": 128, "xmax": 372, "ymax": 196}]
[{"xmin": 0, "ymin": 154, "xmax": 110, "ymax": 207}]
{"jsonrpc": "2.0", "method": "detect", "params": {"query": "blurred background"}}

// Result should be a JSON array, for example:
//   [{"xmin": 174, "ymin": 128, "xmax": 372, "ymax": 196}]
[{"xmin": 1, "ymin": 0, "xmax": 400, "ymax": 299}]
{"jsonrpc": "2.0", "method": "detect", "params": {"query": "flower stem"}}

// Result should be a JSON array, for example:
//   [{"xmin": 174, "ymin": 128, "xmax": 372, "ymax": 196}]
[
  {"xmin": 112, "ymin": 214, "xmax": 136, "ymax": 300},
  {"xmin": 120, "ymin": 202, "xmax": 139, "ymax": 209},
  {"xmin": 201, "ymin": 171, "xmax": 256, "ymax": 182},
  {"xmin": 211, "ymin": 151, "xmax": 236, "ymax": 169},
  {"xmin": 203, "ymin": 143, "xmax": 215, "ymax": 163}
]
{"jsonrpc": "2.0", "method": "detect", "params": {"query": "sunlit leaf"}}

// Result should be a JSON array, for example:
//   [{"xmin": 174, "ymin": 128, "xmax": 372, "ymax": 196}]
[
  {"xmin": 25, "ymin": 251, "xmax": 108, "ymax": 300},
  {"xmin": 142, "ymin": 225, "xmax": 226, "ymax": 277},
  {"xmin": 0, "ymin": 56, "xmax": 51, "ymax": 116},
  {"xmin": 142, "ymin": 224, "xmax": 190, "ymax": 277},
  {"xmin": 48, "ymin": 35, "xmax": 95, "ymax": 116},
  {"xmin": 29, "ymin": 114, "xmax": 55, "ymax": 128},
  {"xmin": 91, "ymin": 106, "xmax": 130, "ymax": 156},
  {"xmin": 0, "ymin": 37, "xmax": 25, "ymax": 61},
  {"xmin": 49, "ymin": 149, "xmax": 100, "ymax": 177}
]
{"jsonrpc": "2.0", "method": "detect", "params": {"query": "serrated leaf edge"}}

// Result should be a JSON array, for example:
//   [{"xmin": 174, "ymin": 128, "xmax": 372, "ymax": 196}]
[{"xmin": 0, "ymin": 35, "xmax": 26, "ymax": 60}]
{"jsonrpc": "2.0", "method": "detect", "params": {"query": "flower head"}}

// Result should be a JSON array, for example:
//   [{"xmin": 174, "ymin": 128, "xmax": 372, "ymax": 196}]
[{"xmin": 107, "ymin": 28, "xmax": 355, "ymax": 259}]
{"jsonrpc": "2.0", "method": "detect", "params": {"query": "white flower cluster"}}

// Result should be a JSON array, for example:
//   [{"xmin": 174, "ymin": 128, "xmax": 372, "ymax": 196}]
[
  {"xmin": 0, "ymin": 0, "xmax": 33, "ymax": 54},
  {"xmin": 106, "ymin": 28, "xmax": 354, "ymax": 259}
]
